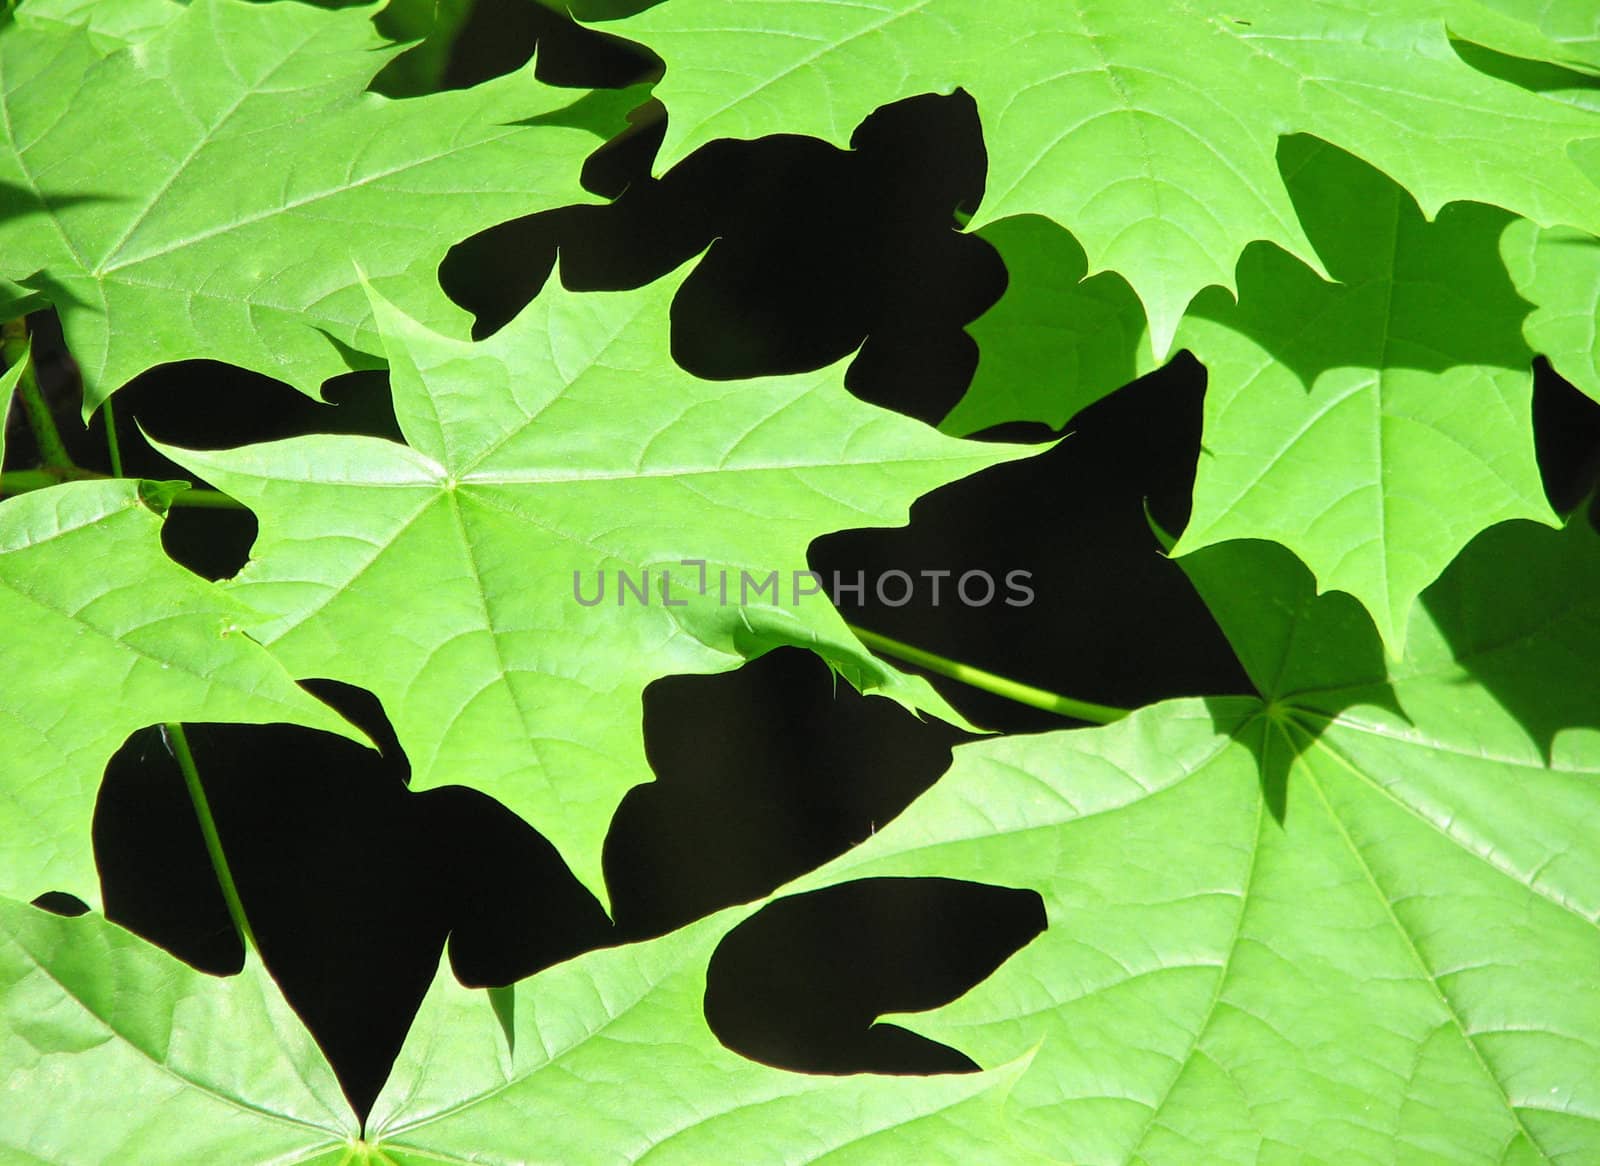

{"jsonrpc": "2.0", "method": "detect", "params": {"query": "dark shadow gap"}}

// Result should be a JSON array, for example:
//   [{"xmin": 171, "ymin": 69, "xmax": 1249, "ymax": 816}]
[
  {"xmin": 29, "ymin": 890, "xmax": 90, "ymax": 917},
  {"xmin": 439, "ymin": 0, "xmax": 658, "ymax": 93},
  {"xmin": 440, "ymin": 91, "xmax": 999, "ymax": 427},
  {"xmin": 607, "ymin": 648, "xmax": 973, "ymax": 941},
  {"xmin": 705, "ymin": 877, "xmax": 1045, "ymax": 1074},
  {"xmin": 1532, "ymin": 356, "xmax": 1600, "ymax": 514},
  {"xmin": 93, "ymin": 680, "xmax": 608, "ymax": 1122},
  {"xmin": 811, "ymin": 353, "xmax": 1253, "ymax": 733}
]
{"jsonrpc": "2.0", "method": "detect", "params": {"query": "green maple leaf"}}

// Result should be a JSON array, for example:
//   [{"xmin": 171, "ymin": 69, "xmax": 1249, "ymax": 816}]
[
  {"xmin": 18, "ymin": 0, "xmax": 181, "ymax": 49},
  {"xmin": 0, "ymin": 278, "xmax": 41, "ymax": 322},
  {"xmin": 159, "ymin": 262, "xmax": 1036, "ymax": 910},
  {"xmin": 1446, "ymin": 0, "xmax": 1600, "ymax": 74},
  {"xmin": 15, "ymin": 512, "xmax": 1592, "ymax": 1163},
  {"xmin": 940, "ymin": 215, "xmax": 1154, "ymax": 438},
  {"xmin": 789, "ymin": 513, "xmax": 1600, "ymax": 1163},
  {"xmin": 1170, "ymin": 137, "xmax": 1557, "ymax": 652},
  {"xmin": 1442, "ymin": 1, "xmax": 1600, "ymax": 118},
  {"xmin": 604, "ymin": 0, "xmax": 1600, "ymax": 355},
  {"xmin": 0, "ymin": 895, "xmax": 358, "ymax": 1163},
  {"xmin": 1502, "ymin": 217, "xmax": 1600, "ymax": 406},
  {"xmin": 0, "ymin": 340, "xmax": 29, "ymax": 471},
  {"xmin": 0, "ymin": 0, "xmax": 637, "ymax": 412},
  {"xmin": 949, "ymin": 138, "xmax": 1556, "ymax": 650},
  {"xmin": 0, "ymin": 894, "xmax": 1032, "ymax": 1164},
  {"xmin": 368, "ymin": 912, "xmax": 1030, "ymax": 1164},
  {"xmin": 0, "ymin": 480, "xmax": 360, "ymax": 907}
]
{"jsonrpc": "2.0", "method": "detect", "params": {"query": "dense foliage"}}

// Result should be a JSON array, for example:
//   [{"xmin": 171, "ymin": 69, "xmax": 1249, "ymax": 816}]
[{"xmin": 2, "ymin": 0, "xmax": 1598, "ymax": 1161}]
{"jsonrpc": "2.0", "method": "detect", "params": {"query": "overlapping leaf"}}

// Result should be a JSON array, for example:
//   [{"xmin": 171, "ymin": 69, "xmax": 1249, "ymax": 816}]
[
  {"xmin": 1503, "ymin": 217, "xmax": 1600, "ymax": 405},
  {"xmin": 0, "ymin": 340, "xmax": 29, "ymax": 470},
  {"xmin": 364, "ymin": 910, "xmax": 1028, "ymax": 1164},
  {"xmin": 939, "ymin": 216, "xmax": 1154, "ymax": 438},
  {"xmin": 0, "ymin": 278, "xmax": 40, "ymax": 323},
  {"xmin": 1448, "ymin": 0, "xmax": 1600, "ymax": 73},
  {"xmin": 8, "ymin": 513, "xmax": 1598, "ymax": 1161},
  {"xmin": 605, "ymin": 0, "xmax": 1600, "ymax": 354},
  {"xmin": 0, "ymin": 893, "xmax": 1030, "ymax": 1164},
  {"xmin": 789, "ymin": 513, "xmax": 1600, "ymax": 1163},
  {"xmin": 5, "ymin": 4, "xmax": 1596, "ymax": 1162},
  {"xmin": 0, "ymin": 895, "xmax": 356, "ymax": 1163},
  {"xmin": 950, "ymin": 138, "xmax": 1556, "ymax": 649},
  {"xmin": 0, "ymin": 0, "xmax": 637, "ymax": 411},
  {"xmin": 1170, "ymin": 137, "xmax": 1557, "ymax": 651},
  {"xmin": 19, "ymin": 0, "xmax": 180, "ymax": 49},
  {"xmin": 161, "ymin": 261, "xmax": 1038, "ymax": 909},
  {"xmin": 0, "ymin": 480, "xmax": 359, "ymax": 906},
  {"xmin": 355, "ymin": 0, "xmax": 475, "ymax": 99}
]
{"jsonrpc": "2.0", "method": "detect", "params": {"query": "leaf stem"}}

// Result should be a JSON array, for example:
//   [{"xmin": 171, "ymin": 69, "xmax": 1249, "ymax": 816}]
[
  {"xmin": 848, "ymin": 623, "xmax": 1130, "ymax": 724},
  {"xmin": 163, "ymin": 723, "xmax": 257, "ymax": 953},
  {"xmin": 0, "ymin": 468, "xmax": 246, "ymax": 507},
  {"xmin": 102, "ymin": 396, "xmax": 124, "ymax": 477},
  {"xmin": 0, "ymin": 468, "xmax": 100, "ymax": 493},
  {"xmin": 2, "ymin": 318, "xmax": 72, "ymax": 471},
  {"xmin": 150, "ymin": 482, "xmax": 246, "ymax": 509}
]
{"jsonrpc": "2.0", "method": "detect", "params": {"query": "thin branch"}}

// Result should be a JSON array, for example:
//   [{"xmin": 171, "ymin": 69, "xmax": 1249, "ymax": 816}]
[
  {"xmin": 101, "ymin": 396, "xmax": 124, "ymax": 477},
  {"xmin": 849, "ymin": 623, "xmax": 1130, "ymax": 724},
  {"xmin": 3, "ymin": 317, "xmax": 72, "ymax": 471},
  {"xmin": 164, "ymin": 723, "xmax": 257, "ymax": 953},
  {"xmin": 0, "ymin": 468, "xmax": 245, "ymax": 507}
]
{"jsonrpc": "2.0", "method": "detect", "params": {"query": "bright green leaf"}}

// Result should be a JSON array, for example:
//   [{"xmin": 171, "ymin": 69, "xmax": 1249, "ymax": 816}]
[
  {"xmin": 0, "ymin": 339, "xmax": 29, "ymax": 471},
  {"xmin": 1447, "ymin": 0, "xmax": 1600, "ymax": 73},
  {"xmin": 9, "ymin": 516, "xmax": 1599, "ymax": 1161},
  {"xmin": 365, "ymin": 910, "xmax": 1031, "ymax": 1164},
  {"xmin": 1442, "ymin": 22, "xmax": 1600, "ymax": 118},
  {"xmin": 1503, "ymin": 217, "xmax": 1600, "ymax": 406},
  {"xmin": 605, "ymin": 0, "xmax": 1600, "ymax": 354},
  {"xmin": 940, "ymin": 215, "xmax": 1154, "ymax": 437},
  {"xmin": 953, "ymin": 138, "xmax": 1557, "ymax": 649},
  {"xmin": 0, "ymin": 479, "xmax": 361, "ymax": 906},
  {"xmin": 6, "ymin": 4, "xmax": 1599, "ymax": 1159},
  {"xmin": 1171, "ymin": 137, "xmax": 1557, "ymax": 652},
  {"xmin": 0, "ymin": 893, "xmax": 1033, "ymax": 1164},
  {"xmin": 0, "ymin": 279, "xmax": 43, "ymax": 322},
  {"xmin": 792, "ymin": 515, "xmax": 1600, "ymax": 1164},
  {"xmin": 0, "ymin": 895, "xmax": 356, "ymax": 1163},
  {"xmin": 18, "ymin": 0, "xmax": 181, "ymax": 50},
  {"xmin": 0, "ymin": 0, "xmax": 638, "ymax": 412},
  {"xmin": 158, "ymin": 262, "xmax": 1038, "ymax": 910}
]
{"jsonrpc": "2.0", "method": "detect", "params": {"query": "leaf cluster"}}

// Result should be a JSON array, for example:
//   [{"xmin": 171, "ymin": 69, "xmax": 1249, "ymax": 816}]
[{"xmin": 2, "ymin": 0, "xmax": 1599, "ymax": 1162}]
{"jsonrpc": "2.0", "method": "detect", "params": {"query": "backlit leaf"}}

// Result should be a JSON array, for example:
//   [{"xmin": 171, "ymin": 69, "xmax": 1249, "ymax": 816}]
[
  {"xmin": 0, "ymin": 0, "xmax": 637, "ymax": 411},
  {"xmin": 160, "ymin": 262, "xmax": 1037, "ymax": 909},
  {"xmin": 606, "ymin": 0, "xmax": 1600, "ymax": 354},
  {"xmin": 0, "ymin": 480, "xmax": 360, "ymax": 906},
  {"xmin": 1172, "ymin": 138, "xmax": 1557, "ymax": 651},
  {"xmin": 792, "ymin": 515, "xmax": 1600, "ymax": 1162}
]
